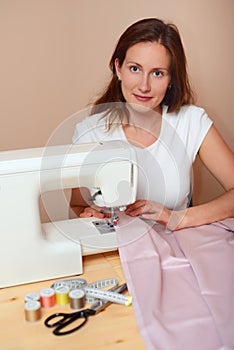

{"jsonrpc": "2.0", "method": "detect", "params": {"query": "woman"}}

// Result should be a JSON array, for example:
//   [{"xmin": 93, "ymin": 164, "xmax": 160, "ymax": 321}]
[{"xmin": 70, "ymin": 18, "xmax": 234, "ymax": 230}]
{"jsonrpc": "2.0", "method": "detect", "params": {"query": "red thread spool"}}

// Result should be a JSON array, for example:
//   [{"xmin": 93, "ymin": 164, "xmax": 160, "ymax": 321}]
[{"xmin": 40, "ymin": 288, "xmax": 56, "ymax": 308}]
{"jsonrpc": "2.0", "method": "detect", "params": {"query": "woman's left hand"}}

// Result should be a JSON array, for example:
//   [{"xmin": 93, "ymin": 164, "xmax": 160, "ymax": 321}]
[{"xmin": 125, "ymin": 200, "xmax": 186, "ymax": 230}]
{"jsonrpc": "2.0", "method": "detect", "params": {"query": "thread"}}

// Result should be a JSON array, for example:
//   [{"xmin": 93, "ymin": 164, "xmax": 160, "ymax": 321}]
[
  {"xmin": 40, "ymin": 288, "xmax": 56, "ymax": 308},
  {"xmin": 69, "ymin": 289, "xmax": 85, "ymax": 310},
  {"xmin": 24, "ymin": 301, "xmax": 41, "ymax": 322},
  {"xmin": 55, "ymin": 286, "xmax": 70, "ymax": 306},
  {"xmin": 24, "ymin": 292, "xmax": 40, "ymax": 303}
]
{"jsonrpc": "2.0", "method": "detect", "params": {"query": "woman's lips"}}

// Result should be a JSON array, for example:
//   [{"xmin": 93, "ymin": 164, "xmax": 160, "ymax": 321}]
[{"xmin": 133, "ymin": 94, "xmax": 152, "ymax": 102}]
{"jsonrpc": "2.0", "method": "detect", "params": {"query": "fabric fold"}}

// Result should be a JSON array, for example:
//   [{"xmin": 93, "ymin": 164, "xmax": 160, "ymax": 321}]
[{"xmin": 117, "ymin": 216, "xmax": 234, "ymax": 350}]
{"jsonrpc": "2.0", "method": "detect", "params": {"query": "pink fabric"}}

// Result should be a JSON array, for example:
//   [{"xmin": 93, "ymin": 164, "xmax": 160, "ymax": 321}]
[{"xmin": 117, "ymin": 216, "xmax": 234, "ymax": 350}]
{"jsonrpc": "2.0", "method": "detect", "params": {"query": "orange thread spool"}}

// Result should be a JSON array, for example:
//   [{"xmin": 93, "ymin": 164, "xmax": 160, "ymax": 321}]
[
  {"xmin": 24, "ymin": 301, "xmax": 41, "ymax": 322},
  {"xmin": 40, "ymin": 288, "xmax": 56, "ymax": 308}
]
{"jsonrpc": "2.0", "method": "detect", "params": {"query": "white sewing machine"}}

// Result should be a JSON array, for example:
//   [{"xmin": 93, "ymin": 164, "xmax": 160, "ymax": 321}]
[{"xmin": 0, "ymin": 140, "xmax": 137, "ymax": 287}]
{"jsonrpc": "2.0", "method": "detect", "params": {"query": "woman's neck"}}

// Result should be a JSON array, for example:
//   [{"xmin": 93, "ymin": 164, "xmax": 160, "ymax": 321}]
[{"xmin": 123, "ymin": 105, "xmax": 163, "ymax": 148}]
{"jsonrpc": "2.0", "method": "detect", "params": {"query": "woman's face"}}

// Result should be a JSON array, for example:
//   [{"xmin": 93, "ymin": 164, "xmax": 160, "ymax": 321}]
[{"xmin": 115, "ymin": 41, "xmax": 171, "ymax": 114}]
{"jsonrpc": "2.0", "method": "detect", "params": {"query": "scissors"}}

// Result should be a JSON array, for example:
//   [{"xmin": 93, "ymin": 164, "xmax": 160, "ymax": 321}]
[{"xmin": 44, "ymin": 283, "xmax": 127, "ymax": 336}]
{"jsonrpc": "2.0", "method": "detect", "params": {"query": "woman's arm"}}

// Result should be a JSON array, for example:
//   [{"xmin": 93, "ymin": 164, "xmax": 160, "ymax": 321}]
[
  {"xmin": 69, "ymin": 187, "xmax": 89, "ymax": 218},
  {"xmin": 125, "ymin": 125, "xmax": 234, "ymax": 230},
  {"xmin": 179, "ymin": 124, "xmax": 234, "ymax": 228}
]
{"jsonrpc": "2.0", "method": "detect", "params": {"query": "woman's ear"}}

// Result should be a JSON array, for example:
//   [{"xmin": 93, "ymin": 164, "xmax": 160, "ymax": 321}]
[{"xmin": 114, "ymin": 58, "xmax": 122, "ymax": 80}]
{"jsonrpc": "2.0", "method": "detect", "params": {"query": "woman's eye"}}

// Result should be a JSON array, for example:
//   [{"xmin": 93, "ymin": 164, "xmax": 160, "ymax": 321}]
[
  {"xmin": 153, "ymin": 71, "xmax": 163, "ymax": 77},
  {"xmin": 130, "ymin": 66, "xmax": 139, "ymax": 73}
]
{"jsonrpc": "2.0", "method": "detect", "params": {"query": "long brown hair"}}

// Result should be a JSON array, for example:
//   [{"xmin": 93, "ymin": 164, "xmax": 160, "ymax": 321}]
[{"xmin": 91, "ymin": 18, "xmax": 194, "ymax": 128}]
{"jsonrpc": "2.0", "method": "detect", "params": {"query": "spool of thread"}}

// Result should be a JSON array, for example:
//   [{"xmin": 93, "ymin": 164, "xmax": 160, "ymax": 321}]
[
  {"xmin": 24, "ymin": 292, "xmax": 40, "ymax": 303},
  {"xmin": 40, "ymin": 288, "xmax": 56, "ymax": 308},
  {"xmin": 69, "ymin": 289, "xmax": 85, "ymax": 310},
  {"xmin": 24, "ymin": 301, "xmax": 41, "ymax": 322},
  {"xmin": 55, "ymin": 286, "xmax": 70, "ymax": 306}
]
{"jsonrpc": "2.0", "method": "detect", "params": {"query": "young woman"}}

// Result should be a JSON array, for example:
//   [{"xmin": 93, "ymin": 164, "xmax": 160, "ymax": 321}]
[{"xmin": 70, "ymin": 18, "xmax": 234, "ymax": 230}]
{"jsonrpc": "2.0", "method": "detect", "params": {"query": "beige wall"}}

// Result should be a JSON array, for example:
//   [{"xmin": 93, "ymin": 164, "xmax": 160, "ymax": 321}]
[{"xmin": 1, "ymin": 0, "xmax": 233, "ymax": 205}]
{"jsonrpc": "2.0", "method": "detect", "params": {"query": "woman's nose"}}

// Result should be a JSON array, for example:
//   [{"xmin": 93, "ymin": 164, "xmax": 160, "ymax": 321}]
[{"xmin": 138, "ymin": 74, "xmax": 151, "ymax": 93}]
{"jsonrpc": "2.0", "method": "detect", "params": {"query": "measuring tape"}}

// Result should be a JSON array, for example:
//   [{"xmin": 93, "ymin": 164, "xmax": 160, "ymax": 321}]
[
  {"xmin": 51, "ymin": 277, "xmax": 87, "ymax": 290},
  {"xmin": 84, "ymin": 286, "xmax": 132, "ymax": 306},
  {"xmin": 50, "ymin": 278, "xmax": 132, "ymax": 306}
]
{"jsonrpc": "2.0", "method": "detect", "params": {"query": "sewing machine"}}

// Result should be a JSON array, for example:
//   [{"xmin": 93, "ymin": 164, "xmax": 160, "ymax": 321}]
[{"xmin": 0, "ymin": 140, "xmax": 137, "ymax": 287}]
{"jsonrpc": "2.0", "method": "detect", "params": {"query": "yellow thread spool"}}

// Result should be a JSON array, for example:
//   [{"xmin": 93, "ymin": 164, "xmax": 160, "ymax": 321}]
[{"xmin": 55, "ymin": 286, "xmax": 70, "ymax": 305}]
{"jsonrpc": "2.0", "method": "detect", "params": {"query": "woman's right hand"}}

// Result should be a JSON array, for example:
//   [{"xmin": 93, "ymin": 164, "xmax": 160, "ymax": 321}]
[{"xmin": 79, "ymin": 207, "xmax": 107, "ymax": 219}]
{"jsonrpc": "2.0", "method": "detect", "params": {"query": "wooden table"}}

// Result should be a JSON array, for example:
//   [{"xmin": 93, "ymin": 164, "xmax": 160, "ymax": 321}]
[{"xmin": 0, "ymin": 251, "xmax": 146, "ymax": 350}]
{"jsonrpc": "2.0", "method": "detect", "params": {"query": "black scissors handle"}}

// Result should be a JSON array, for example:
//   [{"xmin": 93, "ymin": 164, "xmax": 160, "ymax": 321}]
[{"xmin": 44, "ymin": 309, "xmax": 95, "ymax": 336}]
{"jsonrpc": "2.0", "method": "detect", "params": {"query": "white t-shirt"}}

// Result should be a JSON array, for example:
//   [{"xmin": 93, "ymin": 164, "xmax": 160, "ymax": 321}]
[{"xmin": 73, "ymin": 105, "xmax": 212, "ymax": 210}]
